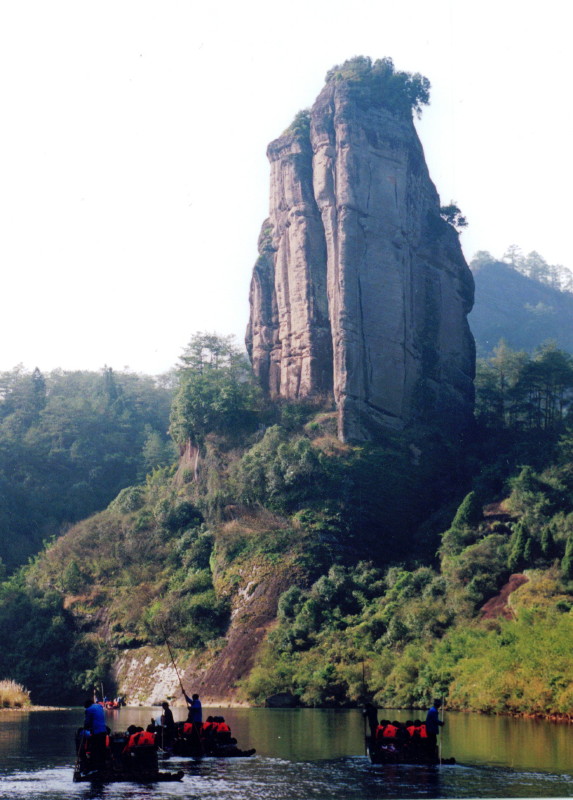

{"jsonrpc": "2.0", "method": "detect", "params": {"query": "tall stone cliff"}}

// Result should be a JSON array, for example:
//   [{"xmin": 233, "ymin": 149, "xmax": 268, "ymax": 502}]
[{"xmin": 246, "ymin": 60, "xmax": 475, "ymax": 441}]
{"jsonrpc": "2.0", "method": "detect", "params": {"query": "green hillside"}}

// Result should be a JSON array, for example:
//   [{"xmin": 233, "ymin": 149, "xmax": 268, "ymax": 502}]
[
  {"xmin": 470, "ymin": 251, "xmax": 573, "ymax": 356},
  {"xmin": 1, "ymin": 334, "xmax": 573, "ymax": 714},
  {"xmin": 0, "ymin": 367, "xmax": 175, "ymax": 570}
]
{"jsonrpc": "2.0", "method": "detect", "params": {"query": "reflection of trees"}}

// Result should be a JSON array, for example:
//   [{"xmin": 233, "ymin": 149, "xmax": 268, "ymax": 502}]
[{"xmin": 0, "ymin": 710, "xmax": 29, "ymax": 757}]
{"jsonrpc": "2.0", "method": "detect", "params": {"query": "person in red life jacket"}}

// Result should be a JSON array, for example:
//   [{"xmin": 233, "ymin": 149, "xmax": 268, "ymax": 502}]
[
  {"xmin": 382, "ymin": 722, "xmax": 399, "ymax": 739},
  {"xmin": 215, "ymin": 717, "xmax": 232, "ymax": 742},
  {"xmin": 393, "ymin": 721, "xmax": 409, "ymax": 743},
  {"xmin": 201, "ymin": 717, "xmax": 217, "ymax": 739},
  {"xmin": 375, "ymin": 722, "xmax": 387, "ymax": 741},
  {"xmin": 122, "ymin": 726, "xmax": 156, "ymax": 754},
  {"xmin": 406, "ymin": 719, "xmax": 425, "ymax": 738}
]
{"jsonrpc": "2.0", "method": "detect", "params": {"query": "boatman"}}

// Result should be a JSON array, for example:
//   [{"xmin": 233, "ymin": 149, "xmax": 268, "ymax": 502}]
[
  {"xmin": 183, "ymin": 691, "xmax": 203, "ymax": 745},
  {"xmin": 425, "ymin": 698, "xmax": 444, "ymax": 753},
  {"xmin": 184, "ymin": 692, "xmax": 202, "ymax": 725},
  {"xmin": 83, "ymin": 697, "xmax": 108, "ymax": 770},
  {"xmin": 160, "ymin": 701, "xmax": 176, "ymax": 744}
]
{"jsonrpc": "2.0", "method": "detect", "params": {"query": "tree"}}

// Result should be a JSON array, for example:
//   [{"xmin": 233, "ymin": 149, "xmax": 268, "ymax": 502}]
[
  {"xmin": 169, "ymin": 333, "xmax": 262, "ymax": 477},
  {"xmin": 507, "ymin": 522, "xmax": 528, "ymax": 572},
  {"xmin": 562, "ymin": 534, "xmax": 573, "ymax": 579},
  {"xmin": 523, "ymin": 251, "xmax": 550, "ymax": 284},
  {"xmin": 474, "ymin": 341, "xmax": 528, "ymax": 427},
  {"xmin": 451, "ymin": 491, "xmax": 483, "ymax": 529},
  {"xmin": 440, "ymin": 203, "xmax": 468, "ymax": 232},
  {"xmin": 470, "ymin": 251, "xmax": 494, "ymax": 268},
  {"xmin": 512, "ymin": 345, "xmax": 573, "ymax": 429},
  {"xmin": 502, "ymin": 244, "xmax": 523, "ymax": 267},
  {"xmin": 325, "ymin": 56, "xmax": 431, "ymax": 118}
]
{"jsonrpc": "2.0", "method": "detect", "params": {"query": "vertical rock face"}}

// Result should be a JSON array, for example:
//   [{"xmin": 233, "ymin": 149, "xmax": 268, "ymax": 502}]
[{"xmin": 246, "ymin": 62, "xmax": 475, "ymax": 441}]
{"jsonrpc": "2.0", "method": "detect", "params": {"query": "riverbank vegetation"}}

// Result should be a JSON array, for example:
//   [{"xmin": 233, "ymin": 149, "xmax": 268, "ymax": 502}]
[
  {"xmin": 0, "ymin": 680, "xmax": 31, "ymax": 708},
  {"xmin": 1, "ymin": 333, "xmax": 573, "ymax": 715}
]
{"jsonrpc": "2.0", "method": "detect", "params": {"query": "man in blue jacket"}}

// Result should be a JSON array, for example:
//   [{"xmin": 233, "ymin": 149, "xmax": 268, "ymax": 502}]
[
  {"xmin": 425, "ymin": 699, "xmax": 444, "ymax": 753},
  {"xmin": 83, "ymin": 698, "xmax": 108, "ymax": 770}
]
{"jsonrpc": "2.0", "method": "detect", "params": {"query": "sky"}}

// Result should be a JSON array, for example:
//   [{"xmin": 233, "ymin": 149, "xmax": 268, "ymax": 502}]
[{"xmin": 0, "ymin": 0, "xmax": 571, "ymax": 376}]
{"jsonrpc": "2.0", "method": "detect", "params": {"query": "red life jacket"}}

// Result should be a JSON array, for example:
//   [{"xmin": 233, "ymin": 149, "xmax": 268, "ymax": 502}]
[
  {"xmin": 382, "ymin": 724, "xmax": 399, "ymax": 739},
  {"xmin": 406, "ymin": 725, "xmax": 416, "ymax": 737},
  {"xmin": 375, "ymin": 725, "xmax": 386, "ymax": 740},
  {"xmin": 417, "ymin": 725, "xmax": 428, "ymax": 738},
  {"xmin": 201, "ymin": 721, "xmax": 215, "ymax": 736},
  {"xmin": 183, "ymin": 722, "xmax": 193, "ymax": 735},
  {"xmin": 124, "ymin": 730, "xmax": 155, "ymax": 752},
  {"xmin": 217, "ymin": 722, "xmax": 231, "ymax": 733}
]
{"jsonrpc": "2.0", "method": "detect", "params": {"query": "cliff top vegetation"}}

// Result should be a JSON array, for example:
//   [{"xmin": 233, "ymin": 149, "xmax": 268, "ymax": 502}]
[{"xmin": 325, "ymin": 56, "xmax": 431, "ymax": 117}]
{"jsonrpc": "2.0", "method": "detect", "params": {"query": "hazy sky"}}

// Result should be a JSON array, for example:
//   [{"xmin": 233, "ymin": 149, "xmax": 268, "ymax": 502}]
[{"xmin": 0, "ymin": 0, "xmax": 570, "ymax": 375}]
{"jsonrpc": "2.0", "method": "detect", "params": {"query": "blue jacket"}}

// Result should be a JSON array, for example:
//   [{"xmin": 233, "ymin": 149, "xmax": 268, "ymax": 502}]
[
  {"xmin": 425, "ymin": 705, "xmax": 443, "ymax": 735},
  {"xmin": 184, "ymin": 693, "xmax": 202, "ymax": 723},
  {"xmin": 84, "ymin": 702, "xmax": 107, "ymax": 734}
]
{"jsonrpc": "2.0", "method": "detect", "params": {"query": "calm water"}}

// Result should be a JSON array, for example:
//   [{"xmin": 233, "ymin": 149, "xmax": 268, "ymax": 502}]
[{"xmin": 0, "ymin": 706, "xmax": 572, "ymax": 798}]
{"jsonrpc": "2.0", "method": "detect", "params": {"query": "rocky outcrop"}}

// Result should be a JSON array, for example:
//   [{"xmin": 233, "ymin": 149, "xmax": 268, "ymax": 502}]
[{"xmin": 246, "ymin": 62, "xmax": 475, "ymax": 441}]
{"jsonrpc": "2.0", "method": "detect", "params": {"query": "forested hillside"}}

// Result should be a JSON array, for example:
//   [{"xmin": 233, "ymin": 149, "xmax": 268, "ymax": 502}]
[
  {"xmin": 470, "ymin": 249, "xmax": 573, "ymax": 355},
  {"xmin": 0, "ymin": 367, "xmax": 175, "ymax": 570},
  {"xmin": 1, "ymin": 334, "xmax": 573, "ymax": 715}
]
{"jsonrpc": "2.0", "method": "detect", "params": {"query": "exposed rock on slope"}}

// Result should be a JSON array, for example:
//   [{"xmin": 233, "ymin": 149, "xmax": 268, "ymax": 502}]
[{"xmin": 246, "ymin": 60, "xmax": 475, "ymax": 442}]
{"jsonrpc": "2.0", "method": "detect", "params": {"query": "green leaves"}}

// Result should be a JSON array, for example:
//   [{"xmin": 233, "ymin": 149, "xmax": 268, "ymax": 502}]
[
  {"xmin": 170, "ymin": 333, "xmax": 261, "ymax": 447},
  {"xmin": 325, "ymin": 56, "xmax": 431, "ymax": 118}
]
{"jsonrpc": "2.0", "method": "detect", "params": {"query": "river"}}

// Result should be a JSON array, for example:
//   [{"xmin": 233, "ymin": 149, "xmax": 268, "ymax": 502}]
[{"xmin": 0, "ymin": 706, "xmax": 572, "ymax": 798}]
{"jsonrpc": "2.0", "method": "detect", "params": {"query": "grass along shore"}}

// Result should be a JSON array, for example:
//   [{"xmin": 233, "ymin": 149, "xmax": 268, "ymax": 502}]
[{"xmin": 0, "ymin": 680, "xmax": 31, "ymax": 708}]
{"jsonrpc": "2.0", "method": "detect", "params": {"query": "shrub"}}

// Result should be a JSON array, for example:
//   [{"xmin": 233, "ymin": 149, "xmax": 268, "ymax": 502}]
[
  {"xmin": 0, "ymin": 679, "xmax": 31, "ymax": 708},
  {"xmin": 109, "ymin": 486, "xmax": 146, "ymax": 514}
]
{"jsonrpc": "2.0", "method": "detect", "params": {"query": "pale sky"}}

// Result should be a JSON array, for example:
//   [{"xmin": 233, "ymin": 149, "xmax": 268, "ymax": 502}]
[{"xmin": 0, "ymin": 0, "xmax": 571, "ymax": 375}]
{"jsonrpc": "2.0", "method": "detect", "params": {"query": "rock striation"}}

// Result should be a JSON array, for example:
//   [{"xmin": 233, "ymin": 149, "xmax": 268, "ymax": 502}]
[{"xmin": 246, "ymin": 59, "xmax": 475, "ymax": 441}]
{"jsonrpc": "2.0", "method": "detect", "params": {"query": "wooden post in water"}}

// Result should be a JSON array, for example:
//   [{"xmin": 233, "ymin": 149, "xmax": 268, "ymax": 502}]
[{"xmin": 439, "ymin": 697, "xmax": 445, "ymax": 765}]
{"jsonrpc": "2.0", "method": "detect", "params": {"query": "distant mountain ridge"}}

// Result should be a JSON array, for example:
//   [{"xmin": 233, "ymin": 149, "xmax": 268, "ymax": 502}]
[{"xmin": 470, "ymin": 258, "xmax": 573, "ymax": 355}]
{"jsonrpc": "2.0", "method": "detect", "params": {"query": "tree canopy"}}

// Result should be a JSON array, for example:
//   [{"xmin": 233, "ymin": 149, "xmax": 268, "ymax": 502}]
[
  {"xmin": 325, "ymin": 56, "xmax": 431, "ymax": 118},
  {"xmin": 0, "ymin": 367, "xmax": 174, "ymax": 570},
  {"xmin": 169, "ymin": 333, "xmax": 262, "ymax": 448}
]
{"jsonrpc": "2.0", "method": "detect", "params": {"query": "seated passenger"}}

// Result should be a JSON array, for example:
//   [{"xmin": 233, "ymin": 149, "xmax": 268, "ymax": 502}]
[
  {"xmin": 382, "ymin": 722, "xmax": 399, "ymax": 739},
  {"xmin": 122, "ymin": 727, "xmax": 155, "ymax": 754}
]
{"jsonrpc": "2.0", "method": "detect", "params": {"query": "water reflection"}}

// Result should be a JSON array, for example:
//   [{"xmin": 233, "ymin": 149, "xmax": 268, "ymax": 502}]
[{"xmin": 1, "ymin": 707, "xmax": 573, "ymax": 799}]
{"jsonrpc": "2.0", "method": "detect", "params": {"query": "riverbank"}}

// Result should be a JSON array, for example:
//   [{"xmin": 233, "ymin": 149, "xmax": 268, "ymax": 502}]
[{"xmin": 0, "ymin": 705, "xmax": 68, "ymax": 712}]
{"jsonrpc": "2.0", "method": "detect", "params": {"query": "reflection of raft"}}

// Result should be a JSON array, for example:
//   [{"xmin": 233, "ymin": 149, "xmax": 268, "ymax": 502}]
[
  {"xmin": 73, "ymin": 731, "xmax": 184, "ymax": 783},
  {"xmin": 73, "ymin": 768, "xmax": 184, "ymax": 783},
  {"xmin": 366, "ymin": 735, "xmax": 455, "ymax": 766},
  {"xmin": 171, "ymin": 738, "xmax": 256, "ymax": 758}
]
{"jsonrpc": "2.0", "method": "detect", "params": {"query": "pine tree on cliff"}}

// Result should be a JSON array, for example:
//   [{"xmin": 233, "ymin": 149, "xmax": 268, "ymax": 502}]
[{"xmin": 169, "ymin": 333, "xmax": 261, "ymax": 480}]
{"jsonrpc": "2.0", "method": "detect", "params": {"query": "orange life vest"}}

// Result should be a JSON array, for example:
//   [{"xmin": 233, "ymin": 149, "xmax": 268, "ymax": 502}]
[
  {"xmin": 217, "ymin": 722, "xmax": 231, "ymax": 734},
  {"xmin": 375, "ymin": 725, "xmax": 386, "ymax": 740},
  {"xmin": 382, "ymin": 724, "xmax": 399, "ymax": 739},
  {"xmin": 201, "ymin": 721, "xmax": 215, "ymax": 736},
  {"xmin": 417, "ymin": 724, "xmax": 428, "ymax": 738},
  {"xmin": 183, "ymin": 722, "xmax": 194, "ymax": 735},
  {"xmin": 123, "ymin": 730, "xmax": 155, "ymax": 753}
]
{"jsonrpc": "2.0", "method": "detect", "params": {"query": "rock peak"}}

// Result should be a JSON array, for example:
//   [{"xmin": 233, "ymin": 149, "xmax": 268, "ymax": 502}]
[{"xmin": 246, "ymin": 59, "xmax": 475, "ymax": 441}]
